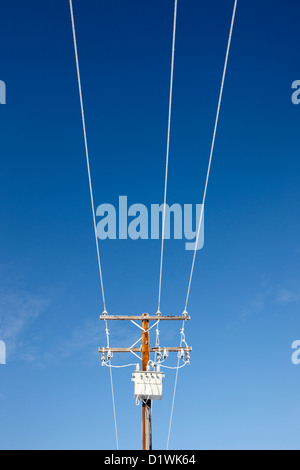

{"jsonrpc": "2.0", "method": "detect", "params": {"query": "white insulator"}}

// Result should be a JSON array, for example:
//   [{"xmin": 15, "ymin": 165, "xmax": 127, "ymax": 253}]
[
  {"xmin": 107, "ymin": 350, "xmax": 113, "ymax": 361},
  {"xmin": 163, "ymin": 348, "xmax": 168, "ymax": 360},
  {"xmin": 180, "ymin": 349, "xmax": 185, "ymax": 360},
  {"xmin": 101, "ymin": 352, "xmax": 106, "ymax": 366},
  {"xmin": 185, "ymin": 350, "xmax": 190, "ymax": 365}
]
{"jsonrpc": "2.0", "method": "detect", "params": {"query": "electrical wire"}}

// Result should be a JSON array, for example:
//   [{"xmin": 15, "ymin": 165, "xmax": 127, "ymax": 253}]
[
  {"xmin": 167, "ymin": 0, "xmax": 238, "ymax": 450},
  {"xmin": 69, "ymin": 0, "xmax": 106, "ymax": 312},
  {"xmin": 104, "ymin": 363, "xmax": 138, "ymax": 369},
  {"xmin": 157, "ymin": 0, "xmax": 178, "ymax": 312},
  {"xmin": 184, "ymin": 0, "xmax": 238, "ymax": 312},
  {"xmin": 69, "ymin": 0, "xmax": 118, "ymax": 450},
  {"xmin": 166, "ymin": 320, "xmax": 185, "ymax": 450},
  {"xmin": 160, "ymin": 362, "xmax": 188, "ymax": 370}
]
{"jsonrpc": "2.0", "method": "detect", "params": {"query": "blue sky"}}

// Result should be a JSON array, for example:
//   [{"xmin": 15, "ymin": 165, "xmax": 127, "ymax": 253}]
[{"xmin": 0, "ymin": 0, "xmax": 300, "ymax": 450}]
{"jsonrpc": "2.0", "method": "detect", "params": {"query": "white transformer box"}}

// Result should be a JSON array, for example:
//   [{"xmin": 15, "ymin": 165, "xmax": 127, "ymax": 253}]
[{"xmin": 132, "ymin": 370, "xmax": 165, "ymax": 401}]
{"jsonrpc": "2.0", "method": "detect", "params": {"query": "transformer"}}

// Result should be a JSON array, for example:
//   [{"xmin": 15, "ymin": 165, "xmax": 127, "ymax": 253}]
[{"xmin": 132, "ymin": 370, "xmax": 165, "ymax": 401}]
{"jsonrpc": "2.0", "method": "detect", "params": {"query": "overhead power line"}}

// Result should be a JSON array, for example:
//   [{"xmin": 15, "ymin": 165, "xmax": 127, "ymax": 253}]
[
  {"xmin": 69, "ymin": 0, "xmax": 107, "ymax": 313},
  {"xmin": 157, "ymin": 0, "xmax": 178, "ymax": 313},
  {"xmin": 167, "ymin": 0, "xmax": 238, "ymax": 450},
  {"xmin": 69, "ymin": 0, "xmax": 238, "ymax": 451},
  {"xmin": 184, "ymin": 0, "xmax": 238, "ymax": 313},
  {"xmin": 69, "ymin": 0, "xmax": 119, "ymax": 450}
]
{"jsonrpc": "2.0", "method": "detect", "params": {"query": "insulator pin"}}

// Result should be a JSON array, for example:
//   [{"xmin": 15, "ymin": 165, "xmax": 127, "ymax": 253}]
[
  {"xmin": 185, "ymin": 350, "xmax": 190, "ymax": 365},
  {"xmin": 107, "ymin": 350, "xmax": 113, "ymax": 361}
]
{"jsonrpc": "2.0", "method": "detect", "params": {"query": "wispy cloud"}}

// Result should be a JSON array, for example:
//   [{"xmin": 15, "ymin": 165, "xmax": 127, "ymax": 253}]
[
  {"xmin": 275, "ymin": 284, "xmax": 300, "ymax": 305},
  {"xmin": 241, "ymin": 280, "xmax": 300, "ymax": 318},
  {"xmin": 37, "ymin": 318, "xmax": 141, "ymax": 367},
  {"xmin": 0, "ymin": 289, "xmax": 48, "ymax": 359},
  {"xmin": 53, "ymin": 320, "xmax": 104, "ymax": 360}
]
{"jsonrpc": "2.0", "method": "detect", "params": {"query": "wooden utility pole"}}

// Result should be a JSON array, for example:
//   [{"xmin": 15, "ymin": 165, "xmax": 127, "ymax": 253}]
[
  {"xmin": 142, "ymin": 313, "xmax": 152, "ymax": 450},
  {"xmin": 99, "ymin": 312, "xmax": 192, "ymax": 451}
]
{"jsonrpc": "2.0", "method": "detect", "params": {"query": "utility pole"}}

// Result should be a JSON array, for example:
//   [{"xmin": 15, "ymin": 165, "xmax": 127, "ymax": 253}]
[
  {"xmin": 142, "ymin": 313, "xmax": 152, "ymax": 450},
  {"xmin": 100, "ymin": 313, "xmax": 192, "ymax": 450}
]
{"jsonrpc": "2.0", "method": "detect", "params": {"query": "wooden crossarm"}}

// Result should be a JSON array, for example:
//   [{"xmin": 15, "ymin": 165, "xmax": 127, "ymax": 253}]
[
  {"xmin": 100, "ymin": 315, "xmax": 190, "ymax": 321},
  {"xmin": 99, "ymin": 346, "xmax": 192, "ymax": 353}
]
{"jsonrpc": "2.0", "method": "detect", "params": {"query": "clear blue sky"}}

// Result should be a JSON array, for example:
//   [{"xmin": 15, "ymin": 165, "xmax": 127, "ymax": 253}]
[{"xmin": 0, "ymin": 0, "xmax": 300, "ymax": 450}]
